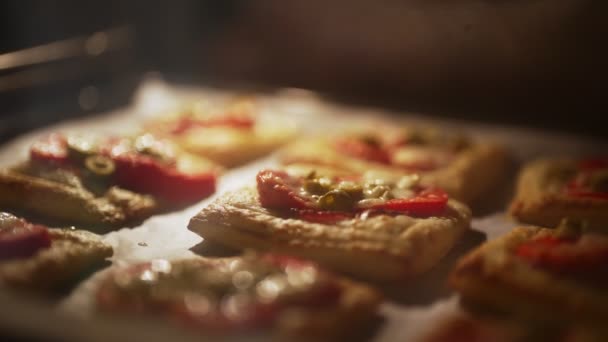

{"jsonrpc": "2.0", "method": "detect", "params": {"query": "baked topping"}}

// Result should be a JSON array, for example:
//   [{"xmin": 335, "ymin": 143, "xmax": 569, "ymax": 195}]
[
  {"xmin": 27, "ymin": 133, "xmax": 216, "ymax": 203},
  {"xmin": 0, "ymin": 212, "xmax": 51, "ymax": 260},
  {"xmin": 257, "ymin": 169, "xmax": 448, "ymax": 223},
  {"xmin": 332, "ymin": 130, "xmax": 462, "ymax": 171},
  {"xmin": 97, "ymin": 254, "xmax": 341, "ymax": 332},
  {"xmin": 563, "ymin": 158, "xmax": 608, "ymax": 199},
  {"xmin": 157, "ymin": 100, "xmax": 256, "ymax": 135},
  {"xmin": 515, "ymin": 226, "xmax": 608, "ymax": 288}
]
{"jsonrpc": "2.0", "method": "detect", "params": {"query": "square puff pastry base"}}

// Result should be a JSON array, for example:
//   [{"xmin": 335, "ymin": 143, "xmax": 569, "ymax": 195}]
[
  {"xmin": 449, "ymin": 226, "xmax": 608, "ymax": 325},
  {"xmin": 188, "ymin": 188, "xmax": 471, "ymax": 281},
  {"xmin": 1, "ymin": 229, "xmax": 113, "ymax": 292},
  {"xmin": 0, "ymin": 170, "xmax": 158, "ymax": 231},
  {"xmin": 280, "ymin": 139, "xmax": 509, "ymax": 205},
  {"xmin": 509, "ymin": 159, "xmax": 608, "ymax": 229},
  {"xmin": 175, "ymin": 125, "xmax": 295, "ymax": 168}
]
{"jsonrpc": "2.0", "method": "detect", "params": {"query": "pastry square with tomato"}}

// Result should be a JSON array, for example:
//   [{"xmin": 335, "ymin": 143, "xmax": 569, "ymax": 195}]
[
  {"xmin": 96, "ymin": 253, "xmax": 381, "ymax": 340},
  {"xmin": 1, "ymin": 212, "xmax": 112, "ymax": 292},
  {"xmin": 144, "ymin": 98, "xmax": 296, "ymax": 167},
  {"xmin": 279, "ymin": 125, "xmax": 508, "ymax": 205},
  {"xmin": 0, "ymin": 133, "xmax": 219, "ymax": 230},
  {"xmin": 188, "ymin": 169, "xmax": 471, "ymax": 281},
  {"xmin": 509, "ymin": 158, "xmax": 608, "ymax": 230},
  {"xmin": 449, "ymin": 223, "xmax": 608, "ymax": 327}
]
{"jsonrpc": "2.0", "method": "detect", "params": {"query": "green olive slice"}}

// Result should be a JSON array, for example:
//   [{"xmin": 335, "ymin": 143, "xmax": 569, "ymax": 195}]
[
  {"xmin": 317, "ymin": 190, "xmax": 354, "ymax": 211},
  {"xmin": 304, "ymin": 177, "xmax": 333, "ymax": 195},
  {"xmin": 85, "ymin": 155, "xmax": 115, "ymax": 176},
  {"xmin": 67, "ymin": 135, "xmax": 98, "ymax": 160},
  {"xmin": 336, "ymin": 181, "xmax": 363, "ymax": 199}
]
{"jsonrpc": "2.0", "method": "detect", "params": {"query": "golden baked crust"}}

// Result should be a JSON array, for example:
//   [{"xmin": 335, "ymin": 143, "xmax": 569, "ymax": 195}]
[
  {"xmin": 177, "ymin": 125, "xmax": 295, "ymax": 167},
  {"xmin": 188, "ymin": 188, "xmax": 471, "ymax": 281},
  {"xmin": 0, "ymin": 228, "xmax": 113, "ymax": 292},
  {"xmin": 449, "ymin": 226, "xmax": 608, "ymax": 325},
  {"xmin": 509, "ymin": 159, "xmax": 608, "ymax": 229},
  {"xmin": 0, "ymin": 169, "xmax": 158, "ymax": 231},
  {"xmin": 279, "ymin": 138, "xmax": 508, "ymax": 205}
]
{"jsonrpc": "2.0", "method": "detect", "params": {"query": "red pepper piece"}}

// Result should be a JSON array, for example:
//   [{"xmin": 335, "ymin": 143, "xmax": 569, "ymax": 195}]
[
  {"xmin": 112, "ymin": 154, "xmax": 216, "ymax": 204},
  {"xmin": 170, "ymin": 116, "xmax": 255, "ymax": 135},
  {"xmin": 29, "ymin": 133, "xmax": 69, "ymax": 165},
  {"xmin": 516, "ymin": 236, "xmax": 567, "ymax": 262},
  {"xmin": 578, "ymin": 158, "xmax": 608, "ymax": 171},
  {"xmin": 370, "ymin": 188, "xmax": 449, "ymax": 216},
  {"xmin": 333, "ymin": 138, "xmax": 391, "ymax": 165},
  {"xmin": 0, "ymin": 218, "xmax": 51, "ymax": 260},
  {"xmin": 564, "ymin": 187, "xmax": 608, "ymax": 200},
  {"xmin": 29, "ymin": 134, "xmax": 216, "ymax": 204},
  {"xmin": 256, "ymin": 170, "xmax": 310, "ymax": 210},
  {"xmin": 516, "ymin": 236, "xmax": 608, "ymax": 271}
]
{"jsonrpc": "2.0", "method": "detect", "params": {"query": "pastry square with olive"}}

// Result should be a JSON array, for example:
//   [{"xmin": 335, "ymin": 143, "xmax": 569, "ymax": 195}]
[
  {"xmin": 450, "ymin": 223, "xmax": 608, "ymax": 328},
  {"xmin": 96, "ymin": 253, "xmax": 381, "ymax": 340},
  {"xmin": 189, "ymin": 169, "xmax": 471, "ymax": 281},
  {"xmin": 279, "ymin": 124, "xmax": 508, "ymax": 205},
  {"xmin": 1, "ymin": 212, "xmax": 113, "ymax": 292},
  {"xmin": 509, "ymin": 158, "xmax": 608, "ymax": 230},
  {"xmin": 0, "ymin": 133, "xmax": 219, "ymax": 231},
  {"xmin": 144, "ymin": 98, "xmax": 296, "ymax": 167}
]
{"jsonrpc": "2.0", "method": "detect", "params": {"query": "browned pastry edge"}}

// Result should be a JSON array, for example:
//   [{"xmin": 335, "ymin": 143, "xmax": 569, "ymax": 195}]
[
  {"xmin": 0, "ymin": 169, "xmax": 158, "ymax": 231},
  {"xmin": 509, "ymin": 159, "xmax": 608, "ymax": 229},
  {"xmin": 189, "ymin": 187, "xmax": 471, "ymax": 281},
  {"xmin": 0, "ymin": 228, "xmax": 113, "ymax": 292}
]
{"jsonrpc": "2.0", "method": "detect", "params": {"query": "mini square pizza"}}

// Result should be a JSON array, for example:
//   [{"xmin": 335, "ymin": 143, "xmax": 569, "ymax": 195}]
[
  {"xmin": 96, "ymin": 253, "xmax": 381, "ymax": 340},
  {"xmin": 449, "ymin": 223, "xmax": 608, "ymax": 327},
  {"xmin": 509, "ymin": 158, "xmax": 608, "ymax": 230},
  {"xmin": 1, "ymin": 212, "xmax": 113, "ymax": 292},
  {"xmin": 188, "ymin": 169, "xmax": 471, "ymax": 281},
  {"xmin": 144, "ymin": 98, "xmax": 296, "ymax": 167},
  {"xmin": 279, "ymin": 125, "xmax": 508, "ymax": 204},
  {"xmin": 0, "ymin": 133, "xmax": 219, "ymax": 230}
]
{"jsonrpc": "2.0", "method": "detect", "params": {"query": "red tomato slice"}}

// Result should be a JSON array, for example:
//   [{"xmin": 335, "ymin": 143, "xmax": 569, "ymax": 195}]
[
  {"xmin": 370, "ymin": 188, "xmax": 449, "ymax": 216},
  {"xmin": 578, "ymin": 158, "xmax": 608, "ymax": 171},
  {"xmin": 0, "ymin": 215, "xmax": 51, "ymax": 260},
  {"xmin": 256, "ymin": 170, "xmax": 449, "ymax": 221},
  {"xmin": 170, "ymin": 116, "xmax": 255, "ymax": 135},
  {"xmin": 29, "ymin": 134, "xmax": 69, "ymax": 165},
  {"xmin": 112, "ymin": 154, "xmax": 216, "ymax": 204},
  {"xmin": 564, "ymin": 174, "xmax": 608, "ymax": 200},
  {"xmin": 333, "ymin": 138, "xmax": 391, "ymax": 165},
  {"xmin": 28, "ymin": 134, "xmax": 216, "ymax": 204},
  {"xmin": 516, "ymin": 236, "xmax": 608, "ymax": 272},
  {"xmin": 564, "ymin": 187, "xmax": 608, "ymax": 200},
  {"xmin": 256, "ymin": 170, "xmax": 310, "ymax": 210}
]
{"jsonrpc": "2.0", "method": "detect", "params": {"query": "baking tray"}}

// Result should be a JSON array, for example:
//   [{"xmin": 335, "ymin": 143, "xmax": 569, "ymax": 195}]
[{"xmin": 1, "ymin": 76, "xmax": 606, "ymax": 341}]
